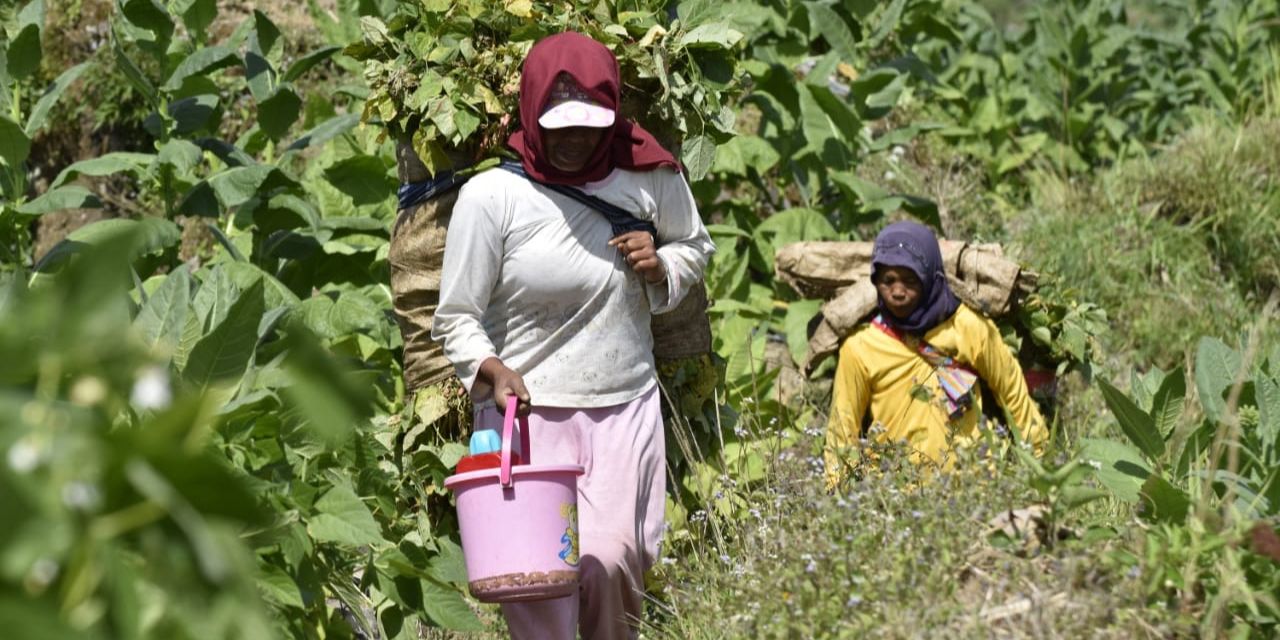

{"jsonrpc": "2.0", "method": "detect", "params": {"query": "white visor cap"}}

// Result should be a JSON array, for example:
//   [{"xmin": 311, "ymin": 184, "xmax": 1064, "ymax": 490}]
[{"xmin": 538, "ymin": 75, "xmax": 616, "ymax": 129}]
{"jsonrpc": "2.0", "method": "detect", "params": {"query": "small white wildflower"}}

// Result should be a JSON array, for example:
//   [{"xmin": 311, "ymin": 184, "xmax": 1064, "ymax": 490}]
[
  {"xmin": 1086, "ymin": 459, "xmax": 1102, "ymax": 470},
  {"xmin": 883, "ymin": 170, "xmax": 896, "ymax": 181},
  {"xmin": 69, "ymin": 376, "xmax": 107, "ymax": 406},
  {"xmin": 130, "ymin": 366, "xmax": 172, "ymax": 410},
  {"xmin": 61, "ymin": 481, "xmax": 102, "ymax": 511},
  {"xmin": 719, "ymin": 554, "xmax": 731, "ymax": 564},
  {"xmin": 891, "ymin": 145, "xmax": 906, "ymax": 158},
  {"xmin": 661, "ymin": 557, "xmax": 677, "ymax": 566},
  {"xmin": 7, "ymin": 440, "xmax": 39, "ymax": 473},
  {"xmin": 29, "ymin": 558, "xmax": 59, "ymax": 588},
  {"xmin": 846, "ymin": 595, "xmax": 863, "ymax": 607}
]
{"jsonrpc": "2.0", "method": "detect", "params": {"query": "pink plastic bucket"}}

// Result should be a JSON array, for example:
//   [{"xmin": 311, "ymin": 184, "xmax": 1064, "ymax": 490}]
[{"xmin": 444, "ymin": 401, "xmax": 584, "ymax": 603}]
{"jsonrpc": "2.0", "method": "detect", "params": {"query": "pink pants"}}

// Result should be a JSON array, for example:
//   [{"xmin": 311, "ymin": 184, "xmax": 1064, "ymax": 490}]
[{"xmin": 474, "ymin": 385, "xmax": 666, "ymax": 640}]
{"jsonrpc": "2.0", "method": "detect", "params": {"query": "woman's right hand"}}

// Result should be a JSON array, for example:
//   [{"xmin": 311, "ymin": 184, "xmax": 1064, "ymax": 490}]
[{"xmin": 478, "ymin": 357, "xmax": 531, "ymax": 417}]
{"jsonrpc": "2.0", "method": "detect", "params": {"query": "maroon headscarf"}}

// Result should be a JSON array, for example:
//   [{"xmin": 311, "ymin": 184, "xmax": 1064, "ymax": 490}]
[{"xmin": 507, "ymin": 32, "xmax": 679, "ymax": 186}]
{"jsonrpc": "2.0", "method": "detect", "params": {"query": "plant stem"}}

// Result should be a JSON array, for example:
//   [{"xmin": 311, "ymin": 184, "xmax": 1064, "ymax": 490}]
[{"xmin": 1198, "ymin": 290, "xmax": 1278, "ymax": 525}]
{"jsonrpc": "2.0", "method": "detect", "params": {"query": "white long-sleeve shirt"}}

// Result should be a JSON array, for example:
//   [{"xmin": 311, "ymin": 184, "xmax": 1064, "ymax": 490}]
[{"xmin": 431, "ymin": 166, "xmax": 714, "ymax": 408}]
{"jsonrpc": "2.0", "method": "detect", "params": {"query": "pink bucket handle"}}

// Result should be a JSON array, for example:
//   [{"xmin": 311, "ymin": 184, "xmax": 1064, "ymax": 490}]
[{"xmin": 499, "ymin": 396, "xmax": 532, "ymax": 488}]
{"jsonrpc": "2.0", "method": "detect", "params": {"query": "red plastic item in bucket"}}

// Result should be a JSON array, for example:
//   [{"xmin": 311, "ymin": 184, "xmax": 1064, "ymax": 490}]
[
  {"xmin": 444, "ymin": 398, "xmax": 585, "ymax": 603},
  {"xmin": 455, "ymin": 451, "xmax": 523, "ymax": 474}
]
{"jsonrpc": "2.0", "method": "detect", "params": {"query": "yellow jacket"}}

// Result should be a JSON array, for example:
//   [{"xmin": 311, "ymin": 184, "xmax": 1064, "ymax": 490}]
[{"xmin": 825, "ymin": 304, "xmax": 1047, "ymax": 485}]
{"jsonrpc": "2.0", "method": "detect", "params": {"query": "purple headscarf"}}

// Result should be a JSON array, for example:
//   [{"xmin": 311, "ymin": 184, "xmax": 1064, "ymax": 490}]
[{"xmin": 871, "ymin": 221, "xmax": 959, "ymax": 335}]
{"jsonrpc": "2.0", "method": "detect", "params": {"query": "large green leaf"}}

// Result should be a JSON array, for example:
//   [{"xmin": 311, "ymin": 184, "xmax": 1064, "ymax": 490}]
[
  {"xmin": 1139, "ymin": 475, "xmax": 1190, "ymax": 524},
  {"xmin": 257, "ymin": 564, "xmax": 304, "ymax": 609},
  {"xmin": 221, "ymin": 261, "xmax": 301, "ymax": 309},
  {"xmin": 866, "ymin": 0, "xmax": 907, "ymax": 49},
  {"xmin": 420, "ymin": 579, "xmax": 483, "ymax": 631},
  {"xmin": 1150, "ymin": 368, "xmax": 1186, "ymax": 439},
  {"xmin": 0, "ymin": 116, "xmax": 31, "ymax": 168},
  {"xmin": 807, "ymin": 2, "xmax": 857, "ymax": 62},
  {"xmin": 169, "ymin": 94, "xmax": 221, "ymax": 134},
  {"xmin": 1196, "ymin": 336, "xmax": 1242, "ymax": 424},
  {"xmin": 294, "ymin": 291, "xmax": 382, "ymax": 339},
  {"xmin": 709, "ymin": 134, "xmax": 780, "ymax": 176},
  {"xmin": 33, "ymin": 217, "xmax": 180, "ymax": 273},
  {"xmin": 752, "ymin": 207, "xmax": 837, "ymax": 275},
  {"xmin": 1079, "ymin": 437, "xmax": 1150, "ymax": 503},
  {"xmin": 285, "ymin": 113, "xmax": 360, "ymax": 151},
  {"xmin": 156, "ymin": 139, "xmax": 203, "ymax": 175},
  {"xmin": 182, "ymin": 279, "xmax": 265, "ymax": 388},
  {"xmin": 192, "ymin": 266, "xmax": 237, "ymax": 332},
  {"xmin": 807, "ymin": 84, "xmax": 861, "ymax": 144},
  {"xmin": 25, "ymin": 62, "xmax": 90, "ymax": 136},
  {"xmin": 681, "ymin": 134, "xmax": 718, "ymax": 182},
  {"xmin": 50, "ymin": 152, "xmax": 155, "ymax": 189},
  {"xmin": 258, "ymin": 87, "xmax": 303, "ymax": 140},
  {"xmin": 134, "ymin": 266, "xmax": 192, "ymax": 353},
  {"xmin": 111, "ymin": 28, "xmax": 157, "ymax": 105},
  {"xmin": 175, "ymin": 0, "xmax": 217, "ymax": 37},
  {"xmin": 797, "ymin": 83, "xmax": 842, "ymax": 163},
  {"xmin": 14, "ymin": 186, "xmax": 100, "ymax": 217},
  {"xmin": 161, "ymin": 44, "xmax": 239, "ymax": 92},
  {"xmin": 784, "ymin": 299, "xmax": 822, "ymax": 367},
  {"xmin": 308, "ymin": 483, "xmax": 383, "ymax": 546},
  {"xmin": 6, "ymin": 2, "xmax": 43, "ymax": 81},
  {"xmin": 323, "ymin": 155, "xmax": 395, "ymax": 206},
  {"xmin": 121, "ymin": 0, "xmax": 174, "ymax": 44},
  {"xmin": 282, "ymin": 46, "xmax": 340, "ymax": 83},
  {"xmin": 676, "ymin": 23, "xmax": 744, "ymax": 50},
  {"xmin": 207, "ymin": 165, "xmax": 297, "ymax": 209},
  {"xmin": 1098, "ymin": 378, "xmax": 1164, "ymax": 460}
]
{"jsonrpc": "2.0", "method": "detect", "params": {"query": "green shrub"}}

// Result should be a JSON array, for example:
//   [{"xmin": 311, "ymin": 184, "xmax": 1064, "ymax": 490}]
[{"xmin": 1016, "ymin": 116, "xmax": 1280, "ymax": 369}]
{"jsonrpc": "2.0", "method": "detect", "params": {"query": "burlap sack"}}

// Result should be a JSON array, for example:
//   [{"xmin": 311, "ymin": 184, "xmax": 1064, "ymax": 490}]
[
  {"xmin": 389, "ymin": 188, "xmax": 458, "ymax": 391},
  {"xmin": 390, "ymin": 142, "xmax": 712, "ymax": 391},
  {"xmin": 776, "ymin": 240, "xmax": 1037, "ymax": 371}
]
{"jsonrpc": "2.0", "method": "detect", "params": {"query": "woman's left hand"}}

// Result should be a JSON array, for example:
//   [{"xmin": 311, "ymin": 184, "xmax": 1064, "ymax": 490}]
[{"xmin": 609, "ymin": 231, "xmax": 665, "ymax": 284}]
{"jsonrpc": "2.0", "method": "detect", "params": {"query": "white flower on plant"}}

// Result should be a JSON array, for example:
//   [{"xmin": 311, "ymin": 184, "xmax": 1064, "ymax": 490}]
[
  {"xmin": 7, "ymin": 439, "xmax": 39, "ymax": 473},
  {"xmin": 61, "ymin": 481, "xmax": 102, "ymax": 511},
  {"xmin": 883, "ymin": 170, "xmax": 896, "ymax": 181},
  {"xmin": 130, "ymin": 366, "xmax": 172, "ymax": 410},
  {"xmin": 28, "ymin": 558, "xmax": 59, "ymax": 589},
  {"xmin": 69, "ymin": 376, "xmax": 107, "ymax": 406}
]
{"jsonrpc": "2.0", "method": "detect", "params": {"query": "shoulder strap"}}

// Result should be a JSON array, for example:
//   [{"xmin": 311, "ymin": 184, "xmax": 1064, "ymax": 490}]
[
  {"xmin": 396, "ymin": 169, "xmax": 467, "ymax": 210},
  {"xmin": 870, "ymin": 314, "xmax": 976, "ymax": 374},
  {"xmin": 498, "ymin": 160, "xmax": 659, "ymax": 244}
]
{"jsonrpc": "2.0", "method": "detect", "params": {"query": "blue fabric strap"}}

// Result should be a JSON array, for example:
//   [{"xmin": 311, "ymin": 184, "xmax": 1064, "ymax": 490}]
[
  {"xmin": 497, "ymin": 160, "xmax": 659, "ymax": 245},
  {"xmin": 396, "ymin": 160, "xmax": 659, "ymax": 246},
  {"xmin": 397, "ymin": 170, "xmax": 466, "ymax": 210}
]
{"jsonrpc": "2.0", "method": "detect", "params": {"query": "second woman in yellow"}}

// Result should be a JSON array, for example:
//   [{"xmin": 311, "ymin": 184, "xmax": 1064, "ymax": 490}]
[{"xmin": 825, "ymin": 222, "xmax": 1047, "ymax": 485}]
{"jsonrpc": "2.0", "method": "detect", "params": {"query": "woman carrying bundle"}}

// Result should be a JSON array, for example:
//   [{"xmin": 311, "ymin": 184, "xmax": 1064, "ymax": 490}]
[
  {"xmin": 825, "ymin": 221, "xmax": 1047, "ymax": 486},
  {"xmin": 432, "ymin": 31, "xmax": 714, "ymax": 639}
]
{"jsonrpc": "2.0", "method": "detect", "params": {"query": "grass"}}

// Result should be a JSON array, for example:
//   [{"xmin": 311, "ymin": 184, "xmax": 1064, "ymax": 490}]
[
  {"xmin": 645, "ymin": 405, "xmax": 1170, "ymax": 639},
  {"xmin": 1014, "ymin": 114, "xmax": 1280, "ymax": 371}
]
